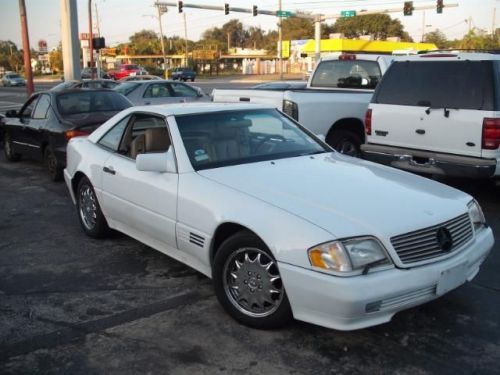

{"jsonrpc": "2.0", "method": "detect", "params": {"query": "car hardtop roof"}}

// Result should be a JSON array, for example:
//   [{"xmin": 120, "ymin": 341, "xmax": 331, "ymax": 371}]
[
  {"xmin": 132, "ymin": 102, "xmax": 277, "ymax": 116},
  {"xmin": 53, "ymin": 88, "xmax": 120, "ymax": 95},
  {"xmin": 394, "ymin": 52, "xmax": 500, "ymax": 61}
]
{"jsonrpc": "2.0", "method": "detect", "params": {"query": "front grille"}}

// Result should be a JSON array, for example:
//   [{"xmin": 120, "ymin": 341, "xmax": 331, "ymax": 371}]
[
  {"xmin": 365, "ymin": 285, "xmax": 436, "ymax": 313},
  {"xmin": 391, "ymin": 213, "xmax": 473, "ymax": 265}
]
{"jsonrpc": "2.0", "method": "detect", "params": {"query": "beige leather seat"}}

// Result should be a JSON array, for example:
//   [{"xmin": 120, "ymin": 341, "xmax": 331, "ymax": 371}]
[
  {"xmin": 129, "ymin": 134, "xmax": 145, "ymax": 159},
  {"xmin": 144, "ymin": 127, "xmax": 171, "ymax": 153}
]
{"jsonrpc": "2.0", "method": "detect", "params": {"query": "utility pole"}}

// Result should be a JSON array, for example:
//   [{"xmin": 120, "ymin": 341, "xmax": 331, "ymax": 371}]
[
  {"xmin": 94, "ymin": 2, "xmax": 101, "ymax": 78},
  {"xmin": 492, "ymin": 7, "xmax": 496, "ymax": 36},
  {"xmin": 278, "ymin": 0, "xmax": 283, "ymax": 80},
  {"xmin": 88, "ymin": 0, "xmax": 93, "ymax": 78},
  {"xmin": 467, "ymin": 16, "xmax": 473, "ymax": 32},
  {"xmin": 183, "ymin": 12, "xmax": 188, "ymax": 66},
  {"xmin": 155, "ymin": 3, "xmax": 168, "ymax": 78},
  {"xmin": 314, "ymin": 16, "xmax": 321, "ymax": 66},
  {"xmin": 421, "ymin": 10, "xmax": 426, "ymax": 42},
  {"xmin": 18, "ymin": 0, "xmax": 34, "ymax": 96},
  {"xmin": 60, "ymin": 0, "xmax": 80, "ymax": 81},
  {"xmin": 227, "ymin": 32, "xmax": 230, "ymax": 51}
]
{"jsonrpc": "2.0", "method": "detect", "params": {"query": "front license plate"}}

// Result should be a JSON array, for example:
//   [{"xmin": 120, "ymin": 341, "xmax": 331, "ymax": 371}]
[
  {"xmin": 130, "ymin": 72, "xmax": 136, "ymax": 76},
  {"xmin": 436, "ymin": 263, "xmax": 467, "ymax": 296}
]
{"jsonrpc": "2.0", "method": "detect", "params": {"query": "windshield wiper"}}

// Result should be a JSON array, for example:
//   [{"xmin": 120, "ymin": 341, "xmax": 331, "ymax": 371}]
[{"xmin": 299, "ymin": 151, "xmax": 326, "ymax": 156}]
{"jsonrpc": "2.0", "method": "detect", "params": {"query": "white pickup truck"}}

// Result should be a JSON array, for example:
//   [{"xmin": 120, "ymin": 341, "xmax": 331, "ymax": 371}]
[{"xmin": 213, "ymin": 54, "xmax": 393, "ymax": 156}]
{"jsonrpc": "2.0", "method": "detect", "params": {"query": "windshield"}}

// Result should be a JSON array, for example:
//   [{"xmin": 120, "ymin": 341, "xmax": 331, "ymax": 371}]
[
  {"xmin": 311, "ymin": 60, "xmax": 381, "ymax": 89},
  {"xmin": 56, "ymin": 91, "xmax": 131, "ymax": 116},
  {"xmin": 114, "ymin": 82, "xmax": 140, "ymax": 96},
  {"xmin": 125, "ymin": 65, "xmax": 140, "ymax": 70},
  {"xmin": 175, "ymin": 109, "xmax": 328, "ymax": 171},
  {"xmin": 7, "ymin": 74, "xmax": 20, "ymax": 79}
]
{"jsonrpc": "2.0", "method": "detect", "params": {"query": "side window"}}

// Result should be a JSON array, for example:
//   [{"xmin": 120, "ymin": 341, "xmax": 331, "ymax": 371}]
[
  {"xmin": 170, "ymin": 83, "xmax": 197, "ymax": 97},
  {"xmin": 120, "ymin": 114, "xmax": 171, "ymax": 160},
  {"xmin": 143, "ymin": 83, "xmax": 172, "ymax": 98},
  {"xmin": 98, "ymin": 116, "xmax": 130, "ymax": 151},
  {"xmin": 32, "ymin": 94, "xmax": 51, "ymax": 119},
  {"xmin": 20, "ymin": 95, "xmax": 39, "ymax": 118}
]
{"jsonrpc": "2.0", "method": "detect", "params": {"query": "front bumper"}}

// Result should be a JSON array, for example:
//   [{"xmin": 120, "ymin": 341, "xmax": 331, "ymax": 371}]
[
  {"xmin": 279, "ymin": 226, "xmax": 494, "ymax": 331},
  {"xmin": 361, "ymin": 143, "xmax": 497, "ymax": 178}
]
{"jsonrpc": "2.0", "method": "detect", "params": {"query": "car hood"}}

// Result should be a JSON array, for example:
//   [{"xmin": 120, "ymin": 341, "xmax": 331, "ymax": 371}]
[{"xmin": 198, "ymin": 153, "xmax": 471, "ymax": 240}]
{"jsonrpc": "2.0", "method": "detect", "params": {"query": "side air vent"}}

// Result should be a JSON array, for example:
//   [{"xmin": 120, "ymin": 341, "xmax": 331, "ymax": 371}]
[{"xmin": 189, "ymin": 232, "xmax": 205, "ymax": 248}]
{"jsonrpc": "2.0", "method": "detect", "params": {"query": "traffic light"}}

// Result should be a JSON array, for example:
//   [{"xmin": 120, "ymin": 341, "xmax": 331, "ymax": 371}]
[
  {"xmin": 436, "ymin": 0, "xmax": 444, "ymax": 13},
  {"xmin": 403, "ymin": 1, "xmax": 413, "ymax": 16},
  {"xmin": 178, "ymin": 1, "xmax": 183, "ymax": 13},
  {"xmin": 253, "ymin": 5, "xmax": 258, "ymax": 16},
  {"xmin": 224, "ymin": 3, "xmax": 229, "ymax": 15}
]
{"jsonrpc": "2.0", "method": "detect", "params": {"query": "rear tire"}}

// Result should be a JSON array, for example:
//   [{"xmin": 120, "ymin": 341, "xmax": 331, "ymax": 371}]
[
  {"xmin": 44, "ymin": 147, "xmax": 63, "ymax": 182},
  {"xmin": 328, "ymin": 129, "xmax": 362, "ymax": 157},
  {"xmin": 76, "ymin": 176, "xmax": 109, "ymax": 238},
  {"xmin": 213, "ymin": 231, "xmax": 293, "ymax": 329},
  {"xmin": 4, "ymin": 133, "xmax": 21, "ymax": 162}
]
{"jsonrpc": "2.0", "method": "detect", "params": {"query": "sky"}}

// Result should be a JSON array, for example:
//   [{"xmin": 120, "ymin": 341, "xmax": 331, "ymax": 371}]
[{"xmin": 0, "ymin": 0, "xmax": 497, "ymax": 50}]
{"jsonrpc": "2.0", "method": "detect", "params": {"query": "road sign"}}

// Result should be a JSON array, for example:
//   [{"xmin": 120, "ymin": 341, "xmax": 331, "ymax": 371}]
[
  {"xmin": 277, "ymin": 10, "xmax": 293, "ymax": 18},
  {"xmin": 340, "ymin": 10, "xmax": 356, "ymax": 17}
]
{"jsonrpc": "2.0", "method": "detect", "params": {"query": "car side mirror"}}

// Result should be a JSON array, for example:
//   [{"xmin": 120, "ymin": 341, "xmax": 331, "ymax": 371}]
[
  {"xmin": 5, "ymin": 109, "xmax": 18, "ymax": 118},
  {"xmin": 136, "ymin": 147, "xmax": 177, "ymax": 174},
  {"xmin": 195, "ymin": 87, "xmax": 204, "ymax": 97}
]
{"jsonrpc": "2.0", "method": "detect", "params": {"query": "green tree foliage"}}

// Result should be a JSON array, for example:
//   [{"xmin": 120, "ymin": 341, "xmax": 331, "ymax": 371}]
[
  {"xmin": 49, "ymin": 45, "xmax": 63, "ymax": 72},
  {"xmin": 423, "ymin": 29, "xmax": 449, "ymax": 48},
  {"xmin": 331, "ymin": 14, "xmax": 413, "ymax": 41},
  {"xmin": 0, "ymin": 40, "xmax": 23, "ymax": 72},
  {"xmin": 129, "ymin": 29, "xmax": 161, "ymax": 55},
  {"xmin": 457, "ymin": 30, "xmax": 499, "ymax": 49},
  {"xmin": 282, "ymin": 15, "xmax": 314, "ymax": 40}
]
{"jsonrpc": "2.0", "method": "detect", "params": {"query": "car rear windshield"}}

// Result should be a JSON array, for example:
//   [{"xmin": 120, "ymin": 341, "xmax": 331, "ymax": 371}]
[
  {"xmin": 125, "ymin": 65, "xmax": 139, "ymax": 70},
  {"xmin": 175, "ymin": 109, "xmax": 328, "ymax": 171},
  {"xmin": 310, "ymin": 60, "xmax": 382, "ymax": 89},
  {"xmin": 56, "ymin": 91, "xmax": 131, "ymax": 116},
  {"xmin": 114, "ymin": 82, "xmax": 140, "ymax": 96},
  {"xmin": 373, "ymin": 60, "xmax": 495, "ymax": 110}
]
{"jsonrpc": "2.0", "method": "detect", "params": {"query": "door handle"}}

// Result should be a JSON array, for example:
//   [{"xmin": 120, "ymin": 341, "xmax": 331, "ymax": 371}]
[
  {"xmin": 144, "ymin": 101, "xmax": 151, "ymax": 105},
  {"xmin": 103, "ymin": 166, "xmax": 116, "ymax": 175},
  {"xmin": 415, "ymin": 129, "xmax": 426, "ymax": 135}
]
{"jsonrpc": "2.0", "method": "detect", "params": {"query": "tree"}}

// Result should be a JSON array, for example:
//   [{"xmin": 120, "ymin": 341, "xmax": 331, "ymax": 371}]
[
  {"xmin": 0, "ymin": 40, "xmax": 23, "ymax": 72},
  {"xmin": 423, "ymin": 29, "xmax": 449, "ymax": 48},
  {"xmin": 331, "ymin": 14, "xmax": 412, "ymax": 41},
  {"xmin": 282, "ymin": 15, "xmax": 314, "ymax": 40},
  {"xmin": 458, "ymin": 30, "xmax": 499, "ymax": 49},
  {"xmin": 128, "ymin": 29, "xmax": 161, "ymax": 55},
  {"xmin": 48, "ymin": 45, "xmax": 63, "ymax": 73}
]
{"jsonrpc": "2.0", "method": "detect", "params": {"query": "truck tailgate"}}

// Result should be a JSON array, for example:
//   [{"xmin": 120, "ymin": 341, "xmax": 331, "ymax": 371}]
[{"xmin": 212, "ymin": 89, "xmax": 285, "ymax": 109}]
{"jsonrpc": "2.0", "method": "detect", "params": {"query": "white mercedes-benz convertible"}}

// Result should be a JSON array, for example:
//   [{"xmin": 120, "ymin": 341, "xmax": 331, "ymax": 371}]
[{"xmin": 64, "ymin": 103, "xmax": 494, "ymax": 331}]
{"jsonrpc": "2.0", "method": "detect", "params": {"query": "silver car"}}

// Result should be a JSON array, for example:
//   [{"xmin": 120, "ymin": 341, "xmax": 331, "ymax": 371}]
[
  {"xmin": 113, "ymin": 80, "xmax": 208, "ymax": 106},
  {"xmin": 1, "ymin": 73, "xmax": 26, "ymax": 87}
]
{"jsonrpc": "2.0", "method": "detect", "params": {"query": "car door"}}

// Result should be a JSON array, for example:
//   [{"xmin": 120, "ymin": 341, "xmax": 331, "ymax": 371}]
[
  {"xmin": 170, "ymin": 82, "xmax": 205, "ymax": 102},
  {"xmin": 25, "ymin": 94, "xmax": 52, "ymax": 159},
  {"xmin": 6, "ymin": 95, "xmax": 40, "ymax": 157},
  {"xmin": 141, "ymin": 82, "xmax": 178, "ymax": 105},
  {"xmin": 98, "ymin": 112, "xmax": 178, "ymax": 249}
]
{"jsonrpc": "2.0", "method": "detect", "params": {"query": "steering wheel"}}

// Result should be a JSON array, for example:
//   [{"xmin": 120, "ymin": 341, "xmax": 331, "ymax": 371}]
[{"xmin": 253, "ymin": 134, "xmax": 287, "ymax": 153}]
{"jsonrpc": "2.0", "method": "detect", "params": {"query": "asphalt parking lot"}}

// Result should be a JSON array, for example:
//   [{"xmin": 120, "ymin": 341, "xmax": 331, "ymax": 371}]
[{"xmin": 0, "ymin": 147, "xmax": 499, "ymax": 374}]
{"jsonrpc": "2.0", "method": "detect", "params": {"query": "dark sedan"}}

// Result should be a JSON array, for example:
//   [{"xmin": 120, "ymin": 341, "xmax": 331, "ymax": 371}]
[
  {"xmin": 171, "ymin": 68, "xmax": 196, "ymax": 82},
  {"xmin": 3, "ymin": 89, "xmax": 132, "ymax": 181}
]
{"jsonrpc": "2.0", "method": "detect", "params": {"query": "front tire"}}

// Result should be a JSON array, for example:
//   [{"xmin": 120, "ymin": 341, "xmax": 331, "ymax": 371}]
[
  {"xmin": 213, "ymin": 231, "xmax": 293, "ymax": 329},
  {"xmin": 328, "ymin": 129, "xmax": 362, "ymax": 157},
  {"xmin": 4, "ymin": 133, "xmax": 21, "ymax": 161},
  {"xmin": 76, "ymin": 176, "xmax": 109, "ymax": 238}
]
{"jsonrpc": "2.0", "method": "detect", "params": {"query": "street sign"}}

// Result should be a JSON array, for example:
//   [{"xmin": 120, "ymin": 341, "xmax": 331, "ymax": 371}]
[
  {"xmin": 277, "ymin": 10, "xmax": 293, "ymax": 18},
  {"xmin": 340, "ymin": 10, "xmax": 356, "ymax": 17}
]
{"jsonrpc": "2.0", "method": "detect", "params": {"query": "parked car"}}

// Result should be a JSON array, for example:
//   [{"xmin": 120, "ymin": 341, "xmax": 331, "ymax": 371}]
[
  {"xmin": 113, "ymin": 80, "xmax": 208, "ymax": 105},
  {"xmin": 81, "ymin": 67, "xmax": 110, "ymax": 79},
  {"xmin": 51, "ymin": 79, "xmax": 119, "ymax": 91},
  {"xmin": 252, "ymin": 81, "xmax": 308, "ymax": 90},
  {"xmin": 362, "ymin": 52, "xmax": 500, "ymax": 179},
  {"xmin": 2, "ymin": 89, "xmax": 132, "ymax": 181},
  {"xmin": 108, "ymin": 64, "xmax": 148, "ymax": 80},
  {"xmin": 119, "ymin": 74, "xmax": 163, "ymax": 82},
  {"xmin": 1, "ymin": 73, "xmax": 26, "ymax": 87},
  {"xmin": 212, "ymin": 54, "xmax": 394, "ymax": 156},
  {"xmin": 171, "ymin": 67, "xmax": 196, "ymax": 82},
  {"xmin": 64, "ymin": 103, "xmax": 493, "ymax": 331}
]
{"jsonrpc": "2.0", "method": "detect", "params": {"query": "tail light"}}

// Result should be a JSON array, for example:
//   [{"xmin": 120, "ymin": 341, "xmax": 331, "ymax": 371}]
[
  {"xmin": 282, "ymin": 100, "xmax": 299, "ymax": 120},
  {"xmin": 364, "ymin": 109, "xmax": 372, "ymax": 136},
  {"xmin": 64, "ymin": 129, "xmax": 90, "ymax": 141},
  {"xmin": 339, "ymin": 54, "xmax": 356, "ymax": 61},
  {"xmin": 482, "ymin": 118, "xmax": 500, "ymax": 150}
]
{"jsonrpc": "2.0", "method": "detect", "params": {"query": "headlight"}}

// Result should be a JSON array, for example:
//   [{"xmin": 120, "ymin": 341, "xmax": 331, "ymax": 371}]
[
  {"xmin": 468, "ymin": 200, "xmax": 486, "ymax": 232},
  {"xmin": 308, "ymin": 237, "xmax": 391, "ymax": 275}
]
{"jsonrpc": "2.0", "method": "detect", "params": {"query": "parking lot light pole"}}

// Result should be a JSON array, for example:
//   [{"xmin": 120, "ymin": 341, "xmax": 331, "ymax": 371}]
[
  {"xmin": 88, "ymin": 0, "xmax": 93, "ymax": 78},
  {"xmin": 155, "ymin": 3, "xmax": 169, "ymax": 78},
  {"xmin": 18, "ymin": 0, "xmax": 34, "ymax": 96}
]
